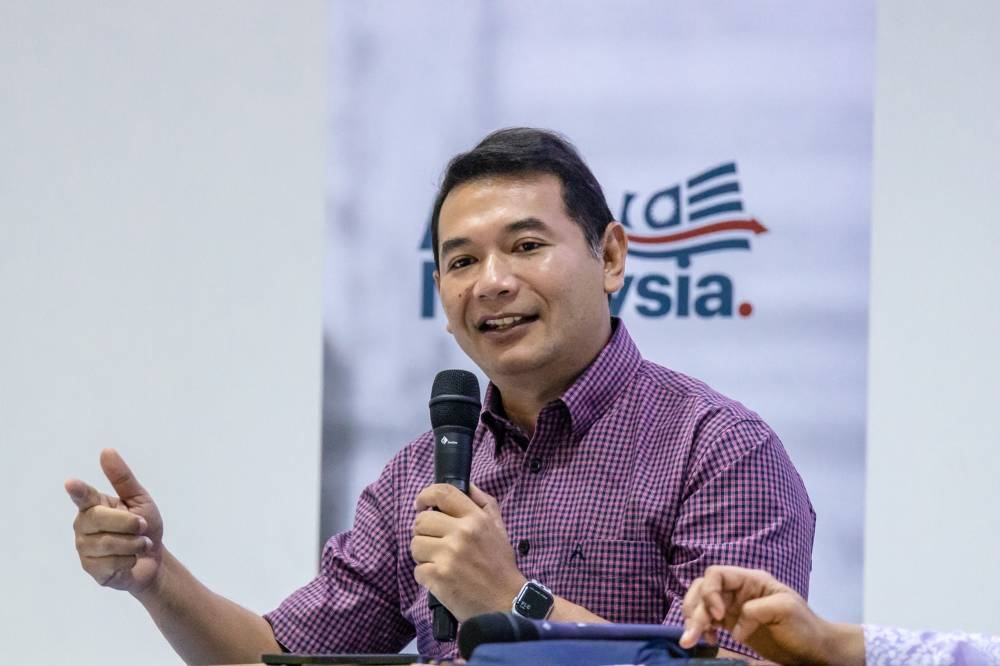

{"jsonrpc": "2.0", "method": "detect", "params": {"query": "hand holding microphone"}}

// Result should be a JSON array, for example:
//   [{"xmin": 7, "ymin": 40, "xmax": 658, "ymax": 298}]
[{"xmin": 411, "ymin": 370, "xmax": 526, "ymax": 641}]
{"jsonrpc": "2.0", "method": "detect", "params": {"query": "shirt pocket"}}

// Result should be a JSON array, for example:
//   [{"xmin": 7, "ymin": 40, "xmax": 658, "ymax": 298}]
[{"xmin": 544, "ymin": 539, "xmax": 668, "ymax": 624}]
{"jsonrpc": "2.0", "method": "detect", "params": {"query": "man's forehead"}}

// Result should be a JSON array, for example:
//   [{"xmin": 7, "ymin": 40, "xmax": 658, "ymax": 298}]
[
  {"xmin": 444, "ymin": 172, "xmax": 562, "ymax": 204},
  {"xmin": 439, "ymin": 173, "xmax": 563, "ymax": 223}
]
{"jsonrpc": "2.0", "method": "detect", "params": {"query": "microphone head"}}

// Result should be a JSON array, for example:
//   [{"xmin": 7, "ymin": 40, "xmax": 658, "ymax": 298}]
[
  {"xmin": 458, "ymin": 612, "xmax": 539, "ymax": 659},
  {"xmin": 429, "ymin": 369, "xmax": 481, "ymax": 430}
]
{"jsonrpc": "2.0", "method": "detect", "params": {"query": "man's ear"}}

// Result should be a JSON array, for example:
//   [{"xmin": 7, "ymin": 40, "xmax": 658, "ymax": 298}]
[
  {"xmin": 433, "ymin": 269, "xmax": 454, "ymax": 334},
  {"xmin": 601, "ymin": 222, "xmax": 628, "ymax": 294}
]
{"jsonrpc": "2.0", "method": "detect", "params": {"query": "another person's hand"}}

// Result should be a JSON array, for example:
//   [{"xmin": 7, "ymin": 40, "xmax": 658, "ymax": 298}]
[
  {"xmin": 679, "ymin": 565, "xmax": 863, "ymax": 666},
  {"xmin": 411, "ymin": 483, "xmax": 525, "ymax": 622},
  {"xmin": 65, "ymin": 448, "xmax": 163, "ymax": 594}
]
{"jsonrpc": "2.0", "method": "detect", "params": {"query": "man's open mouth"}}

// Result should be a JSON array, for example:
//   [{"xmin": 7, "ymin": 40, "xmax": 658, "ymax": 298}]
[{"xmin": 478, "ymin": 314, "xmax": 539, "ymax": 332}]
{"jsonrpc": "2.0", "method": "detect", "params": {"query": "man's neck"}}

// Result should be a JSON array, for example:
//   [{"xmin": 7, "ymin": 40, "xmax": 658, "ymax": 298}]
[
  {"xmin": 495, "ymin": 382, "xmax": 563, "ymax": 439},
  {"xmin": 491, "ymin": 317, "xmax": 618, "ymax": 438},
  {"xmin": 494, "ymin": 353, "xmax": 602, "ymax": 438}
]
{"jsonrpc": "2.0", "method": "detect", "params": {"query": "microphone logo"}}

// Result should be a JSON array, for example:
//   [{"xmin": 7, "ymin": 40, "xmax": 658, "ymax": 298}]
[{"xmin": 439, "ymin": 435, "xmax": 458, "ymax": 446}]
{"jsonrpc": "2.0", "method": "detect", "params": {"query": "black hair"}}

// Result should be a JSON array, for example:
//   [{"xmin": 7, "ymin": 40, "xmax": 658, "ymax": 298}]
[{"xmin": 430, "ymin": 127, "xmax": 614, "ymax": 268}]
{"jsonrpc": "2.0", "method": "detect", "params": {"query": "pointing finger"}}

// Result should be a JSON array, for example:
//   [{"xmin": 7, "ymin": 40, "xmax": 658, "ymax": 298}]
[
  {"xmin": 100, "ymin": 448, "xmax": 151, "ymax": 503},
  {"xmin": 64, "ymin": 478, "xmax": 105, "ymax": 512},
  {"xmin": 680, "ymin": 578, "xmax": 716, "ymax": 648},
  {"xmin": 700, "ymin": 567, "xmax": 729, "ymax": 621},
  {"xmin": 681, "ymin": 576, "xmax": 705, "ymax": 620}
]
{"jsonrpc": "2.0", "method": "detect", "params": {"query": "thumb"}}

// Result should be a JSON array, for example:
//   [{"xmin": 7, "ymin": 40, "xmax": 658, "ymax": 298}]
[
  {"xmin": 467, "ymin": 483, "xmax": 499, "ymax": 514},
  {"xmin": 99, "ymin": 448, "xmax": 150, "ymax": 503},
  {"xmin": 731, "ymin": 593, "xmax": 793, "ymax": 643},
  {"xmin": 63, "ymin": 478, "xmax": 104, "ymax": 512}
]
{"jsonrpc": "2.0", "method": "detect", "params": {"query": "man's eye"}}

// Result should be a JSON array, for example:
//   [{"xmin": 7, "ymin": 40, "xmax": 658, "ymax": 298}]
[
  {"xmin": 516, "ymin": 241, "xmax": 543, "ymax": 252},
  {"xmin": 448, "ymin": 257, "xmax": 474, "ymax": 271}
]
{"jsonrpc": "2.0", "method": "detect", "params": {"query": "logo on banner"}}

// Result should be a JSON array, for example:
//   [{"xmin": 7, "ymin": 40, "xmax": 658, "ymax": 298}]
[
  {"xmin": 615, "ymin": 161, "xmax": 766, "ymax": 318},
  {"xmin": 418, "ymin": 161, "xmax": 766, "ymax": 319}
]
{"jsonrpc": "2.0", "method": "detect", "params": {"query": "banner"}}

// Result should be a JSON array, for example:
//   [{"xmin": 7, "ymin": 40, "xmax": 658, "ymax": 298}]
[{"xmin": 322, "ymin": 0, "xmax": 873, "ymax": 622}]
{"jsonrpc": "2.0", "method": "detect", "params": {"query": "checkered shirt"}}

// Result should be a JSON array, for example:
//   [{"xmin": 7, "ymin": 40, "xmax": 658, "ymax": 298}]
[{"xmin": 265, "ymin": 319, "xmax": 816, "ymax": 659}]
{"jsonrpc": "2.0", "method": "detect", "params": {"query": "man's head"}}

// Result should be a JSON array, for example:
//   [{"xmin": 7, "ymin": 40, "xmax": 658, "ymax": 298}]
[
  {"xmin": 430, "ymin": 128, "xmax": 615, "ymax": 269},
  {"xmin": 431, "ymin": 129, "xmax": 627, "ymax": 400}
]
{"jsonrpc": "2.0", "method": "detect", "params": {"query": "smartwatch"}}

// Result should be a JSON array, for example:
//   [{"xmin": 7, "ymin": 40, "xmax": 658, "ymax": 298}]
[{"xmin": 511, "ymin": 579, "xmax": 554, "ymax": 620}]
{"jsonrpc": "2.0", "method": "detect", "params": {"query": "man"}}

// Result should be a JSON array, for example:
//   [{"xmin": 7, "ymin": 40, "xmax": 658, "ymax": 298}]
[
  {"xmin": 680, "ymin": 565, "xmax": 1000, "ymax": 665},
  {"xmin": 66, "ymin": 128, "xmax": 814, "ymax": 663}
]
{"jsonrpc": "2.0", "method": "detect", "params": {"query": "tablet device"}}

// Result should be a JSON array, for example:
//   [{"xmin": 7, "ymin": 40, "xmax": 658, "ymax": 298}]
[{"xmin": 261, "ymin": 654, "xmax": 420, "ymax": 665}]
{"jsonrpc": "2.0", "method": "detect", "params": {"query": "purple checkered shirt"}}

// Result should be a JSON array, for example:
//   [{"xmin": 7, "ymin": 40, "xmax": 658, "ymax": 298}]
[{"xmin": 265, "ymin": 319, "xmax": 815, "ymax": 659}]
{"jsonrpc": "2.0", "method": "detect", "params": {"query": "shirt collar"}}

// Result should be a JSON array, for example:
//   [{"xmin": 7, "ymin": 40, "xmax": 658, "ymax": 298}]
[{"xmin": 480, "ymin": 317, "xmax": 643, "ymax": 455}]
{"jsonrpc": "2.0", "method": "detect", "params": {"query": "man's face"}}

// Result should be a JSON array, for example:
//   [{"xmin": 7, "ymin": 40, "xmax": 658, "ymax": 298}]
[{"xmin": 434, "ymin": 174, "xmax": 626, "ymax": 391}]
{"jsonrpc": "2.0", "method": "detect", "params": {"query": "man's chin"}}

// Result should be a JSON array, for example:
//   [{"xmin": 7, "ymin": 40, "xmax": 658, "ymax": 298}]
[{"xmin": 479, "ymin": 352, "xmax": 552, "ymax": 385}]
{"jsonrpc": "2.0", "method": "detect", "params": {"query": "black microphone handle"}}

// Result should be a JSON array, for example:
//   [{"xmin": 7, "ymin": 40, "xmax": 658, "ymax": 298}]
[
  {"xmin": 429, "ymin": 592, "xmax": 457, "ymax": 642},
  {"xmin": 429, "ymin": 474, "xmax": 465, "ymax": 642},
  {"xmin": 429, "ymin": 426, "xmax": 474, "ymax": 642}
]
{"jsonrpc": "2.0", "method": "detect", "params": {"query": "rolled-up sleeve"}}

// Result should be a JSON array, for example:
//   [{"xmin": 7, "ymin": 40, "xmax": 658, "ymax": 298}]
[
  {"xmin": 663, "ymin": 420, "xmax": 816, "ymax": 654},
  {"xmin": 264, "ymin": 460, "xmax": 415, "ymax": 654}
]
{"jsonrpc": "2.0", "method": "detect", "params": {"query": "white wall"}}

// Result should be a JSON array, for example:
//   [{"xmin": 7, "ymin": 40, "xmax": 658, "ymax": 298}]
[
  {"xmin": 0, "ymin": 2, "xmax": 326, "ymax": 663},
  {"xmin": 866, "ymin": 0, "xmax": 1000, "ymax": 633}
]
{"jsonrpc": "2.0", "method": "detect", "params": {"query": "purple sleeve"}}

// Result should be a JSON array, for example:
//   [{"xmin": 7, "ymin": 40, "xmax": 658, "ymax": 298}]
[
  {"xmin": 263, "ymin": 459, "xmax": 414, "ymax": 653},
  {"xmin": 662, "ymin": 420, "xmax": 816, "ymax": 655},
  {"xmin": 864, "ymin": 625, "xmax": 1000, "ymax": 665}
]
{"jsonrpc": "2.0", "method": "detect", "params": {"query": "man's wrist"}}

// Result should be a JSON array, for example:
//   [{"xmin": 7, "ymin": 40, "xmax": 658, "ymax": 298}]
[
  {"xmin": 132, "ymin": 546, "xmax": 171, "ymax": 607},
  {"xmin": 494, "ymin": 574, "xmax": 528, "ymax": 615},
  {"xmin": 511, "ymin": 579, "xmax": 555, "ymax": 619},
  {"xmin": 546, "ymin": 595, "xmax": 608, "ymax": 624},
  {"xmin": 820, "ymin": 621, "xmax": 865, "ymax": 666}
]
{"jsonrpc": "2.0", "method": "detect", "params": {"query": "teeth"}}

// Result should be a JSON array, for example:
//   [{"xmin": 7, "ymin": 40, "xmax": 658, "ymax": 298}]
[{"xmin": 485, "ymin": 315, "xmax": 523, "ymax": 330}]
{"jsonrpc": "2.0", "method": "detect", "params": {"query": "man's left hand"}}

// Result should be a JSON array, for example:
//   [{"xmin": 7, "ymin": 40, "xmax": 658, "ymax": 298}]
[{"xmin": 411, "ymin": 483, "xmax": 525, "ymax": 622}]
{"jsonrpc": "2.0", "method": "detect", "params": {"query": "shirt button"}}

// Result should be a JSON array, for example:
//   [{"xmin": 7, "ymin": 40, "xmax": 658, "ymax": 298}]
[
  {"xmin": 517, "ymin": 539, "xmax": 530, "ymax": 556},
  {"xmin": 528, "ymin": 458, "xmax": 542, "ymax": 473}
]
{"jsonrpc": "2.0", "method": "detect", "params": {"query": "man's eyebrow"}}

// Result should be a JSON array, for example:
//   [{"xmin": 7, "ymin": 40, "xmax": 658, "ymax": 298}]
[
  {"xmin": 506, "ymin": 217, "xmax": 549, "ymax": 234},
  {"xmin": 439, "ymin": 236, "xmax": 471, "ymax": 259}
]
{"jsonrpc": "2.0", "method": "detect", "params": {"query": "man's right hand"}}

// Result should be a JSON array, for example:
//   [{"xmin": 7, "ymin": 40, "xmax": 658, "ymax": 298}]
[
  {"xmin": 679, "ymin": 565, "xmax": 864, "ymax": 666},
  {"xmin": 65, "ymin": 449, "xmax": 282, "ymax": 664},
  {"xmin": 65, "ymin": 448, "xmax": 163, "ymax": 594}
]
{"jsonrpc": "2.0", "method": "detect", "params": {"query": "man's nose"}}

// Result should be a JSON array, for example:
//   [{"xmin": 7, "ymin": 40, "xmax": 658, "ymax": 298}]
[{"xmin": 473, "ymin": 253, "xmax": 518, "ymax": 300}]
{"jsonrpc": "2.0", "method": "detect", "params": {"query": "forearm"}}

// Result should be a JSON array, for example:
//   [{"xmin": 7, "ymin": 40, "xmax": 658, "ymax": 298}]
[
  {"xmin": 133, "ymin": 548, "xmax": 280, "ymax": 665},
  {"xmin": 548, "ymin": 595, "xmax": 608, "ymax": 624}
]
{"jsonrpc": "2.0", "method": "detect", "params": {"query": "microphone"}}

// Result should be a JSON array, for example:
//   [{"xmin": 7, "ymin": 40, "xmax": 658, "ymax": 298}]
[
  {"xmin": 457, "ymin": 612, "xmax": 718, "ymax": 660},
  {"xmin": 427, "ymin": 369, "xmax": 482, "ymax": 642}
]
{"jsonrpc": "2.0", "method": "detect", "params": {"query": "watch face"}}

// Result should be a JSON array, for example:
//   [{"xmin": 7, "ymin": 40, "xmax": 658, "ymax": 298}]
[{"xmin": 514, "ymin": 582, "xmax": 553, "ymax": 619}]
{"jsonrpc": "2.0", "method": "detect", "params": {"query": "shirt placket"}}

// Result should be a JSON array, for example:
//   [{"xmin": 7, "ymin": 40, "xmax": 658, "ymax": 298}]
[{"xmin": 504, "ymin": 403, "xmax": 573, "ymax": 581}]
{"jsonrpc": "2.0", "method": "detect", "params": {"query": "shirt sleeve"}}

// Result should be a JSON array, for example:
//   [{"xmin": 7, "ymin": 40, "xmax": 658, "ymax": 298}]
[
  {"xmin": 864, "ymin": 625, "xmax": 1000, "ymax": 666},
  {"xmin": 662, "ymin": 419, "xmax": 816, "ymax": 655},
  {"xmin": 263, "ymin": 457, "xmax": 415, "ymax": 654}
]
